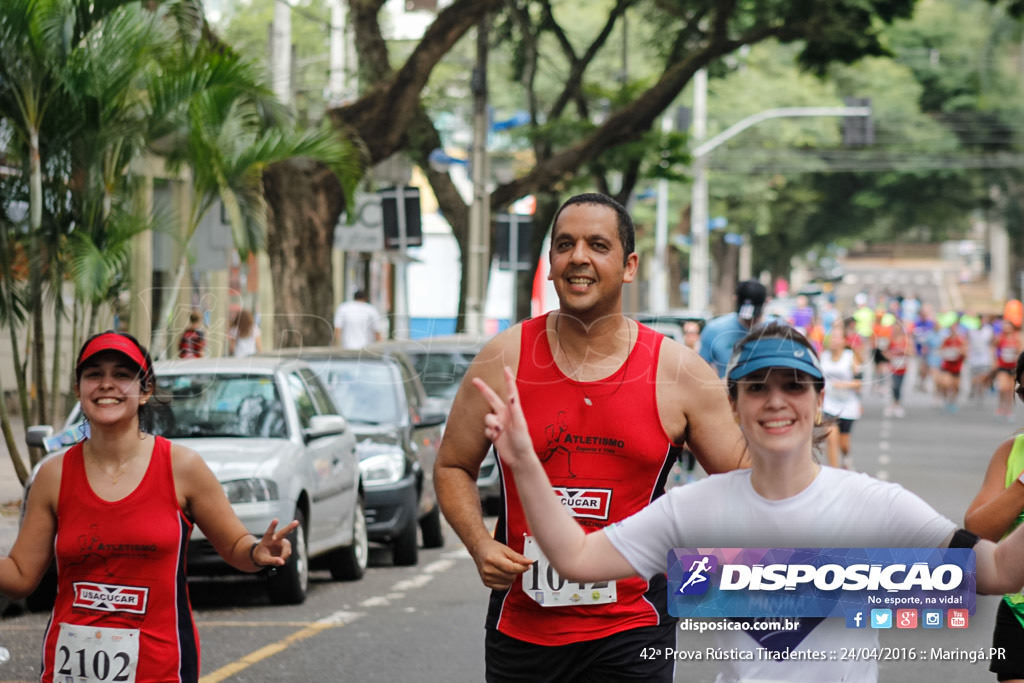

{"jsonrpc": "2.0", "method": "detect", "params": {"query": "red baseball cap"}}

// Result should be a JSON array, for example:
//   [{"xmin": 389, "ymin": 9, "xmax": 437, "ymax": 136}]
[{"xmin": 76, "ymin": 332, "xmax": 149, "ymax": 374}]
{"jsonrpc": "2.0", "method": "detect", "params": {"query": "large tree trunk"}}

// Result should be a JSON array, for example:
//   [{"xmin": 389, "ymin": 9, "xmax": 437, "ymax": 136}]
[
  {"xmin": 711, "ymin": 234, "xmax": 739, "ymax": 315},
  {"xmin": 263, "ymin": 158, "xmax": 345, "ymax": 347}
]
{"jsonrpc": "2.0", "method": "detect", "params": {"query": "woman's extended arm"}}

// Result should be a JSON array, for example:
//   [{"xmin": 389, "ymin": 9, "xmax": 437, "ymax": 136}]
[
  {"xmin": 473, "ymin": 368, "xmax": 636, "ymax": 582},
  {"xmin": 0, "ymin": 458, "xmax": 60, "ymax": 598},
  {"xmin": 965, "ymin": 438, "xmax": 1024, "ymax": 541}
]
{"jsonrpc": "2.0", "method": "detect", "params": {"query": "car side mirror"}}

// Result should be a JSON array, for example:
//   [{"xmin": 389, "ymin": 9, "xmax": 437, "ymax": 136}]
[
  {"xmin": 415, "ymin": 411, "xmax": 447, "ymax": 428},
  {"xmin": 26, "ymin": 425, "xmax": 54, "ymax": 450},
  {"xmin": 304, "ymin": 414, "xmax": 348, "ymax": 442}
]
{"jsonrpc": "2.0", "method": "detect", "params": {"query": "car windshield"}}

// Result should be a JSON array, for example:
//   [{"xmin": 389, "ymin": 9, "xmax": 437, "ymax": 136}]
[
  {"xmin": 149, "ymin": 374, "xmax": 287, "ymax": 439},
  {"xmin": 405, "ymin": 350, "xmax": 475, "ymax": 400},
  {"xmin": 307, "ymin": 360, "xmax": 401, "ymax": 425}
]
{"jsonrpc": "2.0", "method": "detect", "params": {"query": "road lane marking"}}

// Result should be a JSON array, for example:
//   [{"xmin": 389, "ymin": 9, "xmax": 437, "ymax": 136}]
[
  {"xmin": 199, "ymin": 610, "xmax": 364, "ymax": 683},
  {"xmin": 423, "ymin": 559, "xmax": 455, "ymax": 572},
  {"xmin": 392, "ymin": 574, "xmax": 435, "ymax": 591},
  {"xmin": 193, "ymin": 546, "xmax": 471, "ymax": 680}
]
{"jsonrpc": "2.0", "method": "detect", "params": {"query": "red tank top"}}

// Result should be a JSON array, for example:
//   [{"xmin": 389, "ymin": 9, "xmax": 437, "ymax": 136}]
[
  {"xmin": 997, "ymin": 334, "xmax": 1020, "ymax": 369},
  {"xmin": 42, "ymin": 436, "xmax": 199, "ymax": 683},
  {"xmin": 487, "ymin": 313, "xmax": 678, "ymax": 645}
]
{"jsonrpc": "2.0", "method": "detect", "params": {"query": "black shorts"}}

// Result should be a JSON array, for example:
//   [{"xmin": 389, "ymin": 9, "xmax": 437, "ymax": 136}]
[
  {"xmin": 485, "ymin": 620, "xmax": 677, "ymax": 683},
  {"xmin": 990, "ymin": 599, "xmax": 1024, "ymax": 680},
  {"xmin": 824, "ymin": 415, "xmax": 855, "ymax": 434}
]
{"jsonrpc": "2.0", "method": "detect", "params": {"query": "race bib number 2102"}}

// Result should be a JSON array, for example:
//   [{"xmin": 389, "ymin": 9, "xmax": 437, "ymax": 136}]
[
  {"xmin": 521, "ymin": 536, "xmax": 617, "ymax": 607},
  {"xmin": 54, "ymin": 623, "xmax": 139, "ymax": 682}
]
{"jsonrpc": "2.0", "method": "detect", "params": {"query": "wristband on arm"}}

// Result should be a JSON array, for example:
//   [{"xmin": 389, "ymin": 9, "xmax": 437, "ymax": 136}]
[
  {"xmin": 249, "ymin": 541, "xmax": 269, "ymax": 568},
  {"xmin": 949, "ymin": 528, "xmax": 981, "ymax": 549}
]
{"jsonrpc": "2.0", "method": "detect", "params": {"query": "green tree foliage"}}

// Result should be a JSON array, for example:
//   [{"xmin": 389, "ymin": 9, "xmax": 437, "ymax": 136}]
[{"xmin": 0, "ymin": 0, "xmax": 362, "ymax": 482}]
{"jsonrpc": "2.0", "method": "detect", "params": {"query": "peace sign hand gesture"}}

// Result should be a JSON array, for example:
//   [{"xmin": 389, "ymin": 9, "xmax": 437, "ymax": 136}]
[{"xmin": 473, "ymin": 367, "xmax": 536, "ymax": 472}]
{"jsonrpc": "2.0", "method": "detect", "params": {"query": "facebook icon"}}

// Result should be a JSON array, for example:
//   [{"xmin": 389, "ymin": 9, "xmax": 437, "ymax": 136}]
[{"xmin": 845, "ymin": 610, "xmax": 866, "ymax": 629}]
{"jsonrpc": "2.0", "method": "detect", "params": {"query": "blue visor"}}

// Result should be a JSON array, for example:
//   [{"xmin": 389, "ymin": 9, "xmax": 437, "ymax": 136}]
[{"xmin": 726, "ymin": 336, "xmax": 824, "ymax": 382}]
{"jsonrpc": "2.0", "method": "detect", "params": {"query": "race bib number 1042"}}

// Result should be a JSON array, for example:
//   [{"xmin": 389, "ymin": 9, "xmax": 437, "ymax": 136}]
[{"xmin": 521, "ymin": 536, "xmax": 617, "ymax": 607}]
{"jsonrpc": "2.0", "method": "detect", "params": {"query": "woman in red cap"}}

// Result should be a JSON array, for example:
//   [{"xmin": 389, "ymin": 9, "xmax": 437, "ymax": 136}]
[{"xmin": 0, "ymin": 330, "xmax": 298, "ymax": 683}]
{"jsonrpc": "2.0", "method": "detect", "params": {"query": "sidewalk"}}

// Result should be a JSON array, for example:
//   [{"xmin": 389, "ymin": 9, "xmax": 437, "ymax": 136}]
[
  {"xmin": 0, "ymin": 417, "xmax": 26, "ymax": 615},
  {"xmin": 0, "ymin": 416, "xmax": 27, "ymax": 555}
]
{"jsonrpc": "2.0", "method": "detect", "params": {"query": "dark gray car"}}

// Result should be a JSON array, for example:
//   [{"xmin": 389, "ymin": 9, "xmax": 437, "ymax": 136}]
[
  {"xmin": 370, "ymin": 335, "xmax": 502, "ymax": 512},
  {"xmin": 269, "ymin": 347, "xmax": 446, "ymax": 566}
]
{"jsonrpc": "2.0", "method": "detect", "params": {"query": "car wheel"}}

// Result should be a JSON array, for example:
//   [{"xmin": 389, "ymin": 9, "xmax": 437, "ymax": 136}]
[
  {"xmin": 419, "ymin": 503, "xmax": 444, "ymax": 549},
  {"xmin": 392, "ymin": 515, "xmax": 419, "ymax": 566},
  {"xmin": 328, "ymin": 496, "xmax": 368, "ymax": 581},
  {"xmin": 25, "ymin": 563, "xmax": 57, "ymax": 612},
  {"xmin": 267, "ymin": 508, "xmax": 308, "ymax": 605}
]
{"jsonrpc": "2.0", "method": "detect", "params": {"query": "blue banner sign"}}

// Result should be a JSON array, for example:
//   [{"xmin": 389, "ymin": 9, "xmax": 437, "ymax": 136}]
[{"xmin": 667, "ymin": 548, "xmax": 975, "ymax": 618}]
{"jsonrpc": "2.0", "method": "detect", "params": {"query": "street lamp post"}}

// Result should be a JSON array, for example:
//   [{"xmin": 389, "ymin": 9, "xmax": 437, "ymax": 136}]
[
  {"xmin": 466, "ymin": 15, "xmax": 490, "ymax": 336},
  {"xmin": 687, "ymin": 102, "xmax": 872, "ymax": 313}
]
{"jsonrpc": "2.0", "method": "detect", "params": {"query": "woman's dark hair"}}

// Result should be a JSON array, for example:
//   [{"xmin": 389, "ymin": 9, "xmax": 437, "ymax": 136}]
[
  {"xmin": 551, "ymin": 192, "xmax": 635, "ymax": 264},
  {"xmin": 236, "ymin": 309, "xmax": 255, "ymax": 337},
  {"xmin": 1015, "ymin": 349, "xmax": 1024, "ymax": 402},
  {"xmin": 75, "ymin": 330, "xmax": 156, "ymax": 428},
  {"xmin": 726, "ymin": 321, "xmax": 825, "ymax": 401}
]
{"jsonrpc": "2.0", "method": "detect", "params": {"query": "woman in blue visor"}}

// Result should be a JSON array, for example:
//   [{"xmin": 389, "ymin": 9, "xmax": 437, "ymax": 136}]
[{"xmin": 476, "ymin": 321, "xmax": 1024, "ymax": 683}]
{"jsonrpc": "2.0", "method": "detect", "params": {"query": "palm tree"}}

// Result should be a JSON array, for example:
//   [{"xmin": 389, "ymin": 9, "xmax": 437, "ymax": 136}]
[
  {"xmin": 150, "ymin": 44, "xmax": 363, "ymax": 358},
  {"xmin": 0, "ymin": 0, "xmax": 75, "ymax": 429}
]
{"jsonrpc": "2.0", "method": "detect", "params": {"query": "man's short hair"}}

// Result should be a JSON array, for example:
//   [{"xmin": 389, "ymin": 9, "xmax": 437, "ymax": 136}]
[
  {"xmin": 551, "ymin": 192, "xmax": 635, "ymax": 265},
  {"xmin": 735, "ymin": 280, "xmax": 767, "ymax": 321}
]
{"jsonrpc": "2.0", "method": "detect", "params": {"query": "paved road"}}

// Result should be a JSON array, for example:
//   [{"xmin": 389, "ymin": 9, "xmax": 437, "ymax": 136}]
[
  {"xmin": 0, "ymin": 261, "xmax": 1018, "ymax": 682},
  {"xmin": 0, "ymin": 368, "xmax": 1015, "ymax": 682}
]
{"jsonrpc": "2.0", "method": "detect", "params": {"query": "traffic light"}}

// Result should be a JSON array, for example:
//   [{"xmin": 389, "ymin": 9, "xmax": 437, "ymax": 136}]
[
  {"xmin": 842, "ymin": 97, "xmax": 873, "ymax": 146},
  {"xmin": 380, "ymin": 186, "xmax": 422, "ymax": 249}
]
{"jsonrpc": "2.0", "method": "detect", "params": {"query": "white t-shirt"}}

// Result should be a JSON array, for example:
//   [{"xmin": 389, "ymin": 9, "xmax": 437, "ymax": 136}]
[
  {"xmin": 821, "ymin": 349, "xmax": 862, "ymax": 420},
  {"xmin": 604, "ymin": 467, "xmax": 956, "ymax": 683},
  {"xmin": 966, "ymin": 326, "xmax": 994, "ymax": 366},
  {"xmin": 333, "ymin": 300, "xmax": 383, "ymax": 349},
  {"xmin": 231, "ymin": 327, "xmax": 260, "ymax": 358}
]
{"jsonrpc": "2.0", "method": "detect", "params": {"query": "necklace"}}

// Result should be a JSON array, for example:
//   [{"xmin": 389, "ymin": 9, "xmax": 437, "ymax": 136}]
[
  {"xmin": 86, "ymin": 447, "xmax": 139, "ymax": 486},
  {"xmin": 553, "ymin": 313, "xmax": 634, "ymax": 406}
]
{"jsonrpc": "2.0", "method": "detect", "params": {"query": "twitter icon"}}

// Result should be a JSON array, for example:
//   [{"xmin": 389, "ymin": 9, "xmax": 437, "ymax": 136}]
[{"xmin": 871, "ymin": 609, "xmax": 892, "ymax": 629}]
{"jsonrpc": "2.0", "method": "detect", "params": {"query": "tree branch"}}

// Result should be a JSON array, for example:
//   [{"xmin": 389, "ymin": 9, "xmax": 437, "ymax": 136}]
[{"xmin": 332, "ymin": 0, "xmax": 503, "ymax": 164}]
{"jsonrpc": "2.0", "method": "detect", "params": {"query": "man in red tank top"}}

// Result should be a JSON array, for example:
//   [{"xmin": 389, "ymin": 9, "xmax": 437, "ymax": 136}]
[{"xmin": 436, "ymin": 193, "xmax": 748, "ymax": 682}]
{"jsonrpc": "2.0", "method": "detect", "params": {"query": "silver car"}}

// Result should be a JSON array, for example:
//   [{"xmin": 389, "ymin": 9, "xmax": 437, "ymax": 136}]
[{"xmin": 24, "ymin": 356, "xmax": 366, "ymax": 608}]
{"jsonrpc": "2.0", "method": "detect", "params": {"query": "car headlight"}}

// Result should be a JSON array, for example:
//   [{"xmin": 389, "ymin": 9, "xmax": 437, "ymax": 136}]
[
  {"xmin": 222, "ymin": 478, "xmax": 279, "ymax": 503},
  {"xmin": 359, "ymin": 450, "xmax": 406, "ymax": 487}
]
